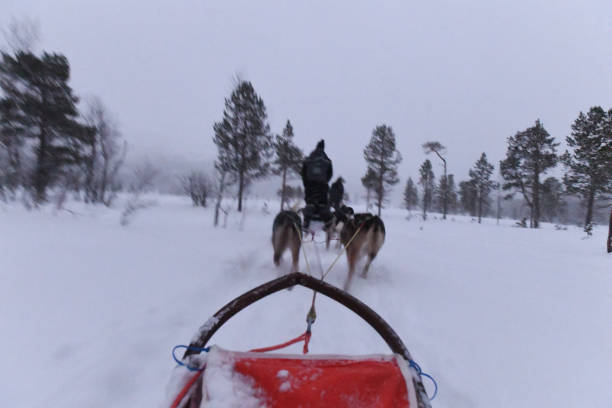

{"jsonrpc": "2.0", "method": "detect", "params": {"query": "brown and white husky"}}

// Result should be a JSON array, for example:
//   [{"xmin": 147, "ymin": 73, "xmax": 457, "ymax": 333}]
[
  {"xmin": 271, "ymin": 210, "xmax": 302, "ymax": 273},
  {"xmin": 340, "ymin": 213, "xmax": 385, "ymax": 290}
]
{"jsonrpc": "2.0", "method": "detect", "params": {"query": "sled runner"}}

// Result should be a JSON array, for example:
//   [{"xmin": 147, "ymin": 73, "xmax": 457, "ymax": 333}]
[{"xmin": 167, "ymin": 272, "xmax": 435, "ymax": 408}]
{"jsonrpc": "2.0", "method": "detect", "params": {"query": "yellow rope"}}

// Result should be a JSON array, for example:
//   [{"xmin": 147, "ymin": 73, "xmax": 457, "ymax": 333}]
[
  {"xmin": 292, "ymin": 218, "xmax": 367, "ymax": 330},
  {"xmin": 321, "ymin": 221, "xmax": 365, "ymax": 281}
]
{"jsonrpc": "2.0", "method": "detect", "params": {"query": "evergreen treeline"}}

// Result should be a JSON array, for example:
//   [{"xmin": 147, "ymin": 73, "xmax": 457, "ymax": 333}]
[{"xmin": 1, "ymin": 23, "xmax": 610, "ymax": 233}]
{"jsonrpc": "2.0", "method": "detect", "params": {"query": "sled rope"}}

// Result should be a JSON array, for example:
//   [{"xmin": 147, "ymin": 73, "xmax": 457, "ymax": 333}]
[
  {"xmin": 308, "ymin": 221, "xmax": 366, "ymax": 303},
  {"xmin": 293, "ymin": 222, "xmax": 312, "ymax": 276},
  {"xmin": 299, "ymin": 220, "xmax": 367, "ymax": 350},
  {"xmin": 170, "ymin": 368, "xmax": 205, "ymax": 408},
  {"xmin": 169, "ymin": 346, "xmax": 210, "ymax": 408},
  {"xmin": 322, "ymin": 221, "xmax": 365, "ymax": 281},
  {"xmin": 250, "ymin": 325, "xmax": 312, "ymax": 354},
  {"xmin": 294, "ymin": 217, "xmax": 366, "ymax": 360}
]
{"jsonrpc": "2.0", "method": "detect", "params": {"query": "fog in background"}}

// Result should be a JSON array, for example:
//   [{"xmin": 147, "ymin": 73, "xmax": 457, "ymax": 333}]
[{"xmin": 2, "ymin": 0, "xmax": 611, "ymax": 202}]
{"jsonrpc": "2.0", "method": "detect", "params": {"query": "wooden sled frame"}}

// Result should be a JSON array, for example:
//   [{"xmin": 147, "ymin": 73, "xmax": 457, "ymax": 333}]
[{"xmin": 183, "ymin": 272, "xmax": 433, "ymax": 408}]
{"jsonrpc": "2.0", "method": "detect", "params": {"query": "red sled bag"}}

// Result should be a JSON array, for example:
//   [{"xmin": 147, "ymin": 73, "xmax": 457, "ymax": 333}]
[{"xmin": 196, "ymin": 347, "xmax": 417, "ymax": 407}]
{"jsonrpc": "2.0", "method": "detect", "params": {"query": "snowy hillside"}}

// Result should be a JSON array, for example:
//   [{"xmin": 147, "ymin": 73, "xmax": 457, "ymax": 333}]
[{"xmin": 1, "ymin": 195, "xmax": 610, "ymax": 408}]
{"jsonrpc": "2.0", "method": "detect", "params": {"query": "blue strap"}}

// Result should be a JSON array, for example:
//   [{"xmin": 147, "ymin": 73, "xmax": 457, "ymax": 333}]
[
  {"xmin": 409, "ymin": 359, "xmax": 438, "ymax": 401},
  {"xmin": 172, "ymin": 345, "xmax": 210, "ymax": 372}
]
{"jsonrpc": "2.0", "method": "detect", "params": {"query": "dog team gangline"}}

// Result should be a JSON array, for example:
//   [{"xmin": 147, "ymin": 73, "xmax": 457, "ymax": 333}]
[{"xmin": 166, "ymin": 207, "xmax": 438, "ymax": 408}]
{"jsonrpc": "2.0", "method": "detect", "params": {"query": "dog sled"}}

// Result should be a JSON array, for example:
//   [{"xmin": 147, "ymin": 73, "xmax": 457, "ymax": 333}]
[{"xmin": 166, "ymin": 272, "xmax": 435, "ymax": 408}]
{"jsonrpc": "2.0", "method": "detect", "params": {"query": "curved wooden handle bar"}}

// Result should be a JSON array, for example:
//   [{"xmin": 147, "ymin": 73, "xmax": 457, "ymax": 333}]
[
  {"xmin": 182, "ymin": 272, "xmax": 432, "ymax": 407},
  {"xmin": 184, "ymin": 272, "xmax": 410, "ymax": 359}
]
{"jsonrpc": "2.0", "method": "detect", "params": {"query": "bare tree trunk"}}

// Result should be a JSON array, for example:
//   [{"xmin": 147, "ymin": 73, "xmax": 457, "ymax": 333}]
[
  {"xmin": 6, "ymin": 142, "xmax": 22, "ymax": 192},
  {"xmin": 496, "ymin": 183, "xmax": 501, "ymax": 225},
  {"xmin": 84, "ymin": 139, "xmax": 97, "ymax": 203},
  {"xmin": 429, "ymin": 149, "xmax": 448, "ymax": 220},
  {"xmin": 214, "ymin": 201, "xmax": 221, "ymax": 227},
  {"xmin": 607, "ymin": 208, "xmax": 611, "ymax": 253},
  {"xmin": 100, "ymin": 149, "xmax": 109, "ymax": 204},
  {"xmin": 532, "ymin": 163, "xmax": 540, "ymax": 228},
  {"xmin": 584, "ymin": 189, "xmax": 595, "ymax": 229},
  {"xmin": 214, "ymin": 171, "xmax": 227, "ymax": 227},
  {"xmin": 280, "ymin": 168, "xmax": 287, "ymax": 211},
  {"xmin": 376, "ymin": 149, "xmax": 386, "ymax": 217},
  {"xmin": 238, "ymin": 172, "xmax": 244, "ymax": 212},
  {"xmin": 34, "ymin": 128, "xmax": 49, "ymax": 203},
  {"xmin": 442, "ymin": 160, "xmax": 447, "ymax": 220},
  {"xmin": 478, "ymin": 192, "xmax": 483, "ymax": 223},
  {"xmin": 102, "ymin": 141, "xmax": 126, "ymax": 207}
]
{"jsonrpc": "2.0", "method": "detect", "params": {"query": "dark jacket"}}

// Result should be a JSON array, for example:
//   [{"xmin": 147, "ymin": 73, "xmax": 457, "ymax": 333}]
[
  {"xmin": 329, "ymin": 178, "xmax": 344, "ymax": 209},
  {"xmin": 301, "ymin": 145, "xmax": 332, "ymax": 205}
]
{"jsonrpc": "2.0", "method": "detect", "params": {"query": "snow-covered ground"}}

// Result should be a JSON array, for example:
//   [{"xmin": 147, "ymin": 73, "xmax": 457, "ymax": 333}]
[{"xmin": 1, "ymin": 195, "xmax": 610, "ymax": 407}]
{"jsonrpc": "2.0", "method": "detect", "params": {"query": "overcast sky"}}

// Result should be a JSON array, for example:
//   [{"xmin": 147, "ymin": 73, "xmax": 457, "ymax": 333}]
[{"xmin": 2, "ymin": 0, "xmax": 611, "ymax": 199}]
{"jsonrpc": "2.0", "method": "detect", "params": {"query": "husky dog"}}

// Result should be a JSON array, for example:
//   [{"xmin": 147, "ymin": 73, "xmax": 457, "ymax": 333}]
[
  {"xmin": 272, "ymin": 210, "xmax": 302, "ymax": 273},
  {"xmin": 340, "ymin": 213, "xmax": 385, "ymax": 291},
  {"xmin": 326, "ymin": 205, "xmax": 354, "ymax": 250}
]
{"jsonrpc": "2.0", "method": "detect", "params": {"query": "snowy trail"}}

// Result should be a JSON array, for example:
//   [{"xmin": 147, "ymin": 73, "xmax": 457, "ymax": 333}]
[{"xmin": 1, "ymin": 197, "xmax": 611, "ymax": 407}]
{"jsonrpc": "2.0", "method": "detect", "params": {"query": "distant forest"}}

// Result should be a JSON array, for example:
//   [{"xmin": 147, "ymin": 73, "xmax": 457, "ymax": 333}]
[{"xmin": 1, "ymin": 19, "xmax": 610, "ymax": 232}]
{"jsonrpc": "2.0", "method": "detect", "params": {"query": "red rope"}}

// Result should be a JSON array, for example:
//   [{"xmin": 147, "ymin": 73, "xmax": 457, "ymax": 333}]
[
  {"xmin": 249, "ymin": 331, "xmax": 310, "ymax": 353},
  {"xmin": 302, "ymin": 330, "xmax": 312, "ymax": 354},
  {"xmin": 169, "ymin": 367, "xmax": 205, "ymax": 408}
]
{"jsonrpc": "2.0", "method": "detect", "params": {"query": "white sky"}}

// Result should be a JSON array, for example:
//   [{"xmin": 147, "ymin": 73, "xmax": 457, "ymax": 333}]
[{"xmin": 2, "ymin": 0, "xmax": 611, "ymax": 198}]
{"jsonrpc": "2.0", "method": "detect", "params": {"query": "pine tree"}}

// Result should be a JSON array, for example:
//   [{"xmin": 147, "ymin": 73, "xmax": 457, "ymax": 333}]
[
  {"xmin": 272, "ymin": 120, "xmax": 303, "ymax": 210},
  {"xmin": 418, "ymin": 159, "xmax": 435, "ymax": 220},
  {"xmin": 495, "ymin": 179, "xmax": 502, "ymax": 224},
  {"xmin": 403, "ymin": 177, "xmax": 418, "ymax": 215},
  {"xmin": 541, "ymin": 177, "xmax": 565, "ymax": 223},
  {"xmin": 561, "ymin": 107, "xmax": 612, "ymax": 229},
  {"xmin": 363, "ymin": 125, "xmax": 402, "ymax": 216},
  {"xmin": 469, "ymin": 153, "xmax": 496, "ymax": 223},
  {"xmin": 213, "ymin": 80, "xmax": 272, "ymax": 212},
  {"xmin": 0, "ymin": 51, "xmax": 94, "ymax": 202},
  {"xmin": 213, "ymin": 160, "xmax": 232, "ymax": 227},
  {"xmin": 434, "ymin": 175, "xmax": 448, "ymax": 214},
  {"xmin": 0, "ymin": 97, "xmax": 24, "ymax": 193},
  {"xmin": 458, "ymin": 180, "xmax": 477, "ymax": 216},
  {"xmin": 500, "ymin": 120, "xmax": 558, "ymax": 228},
  {"xmin": 361, "ymin": 167, "xmax": 377, "ymax": 211},
  {"xmin": 423, "ymin": 142, "xmax": 448, "ymax": 219}
]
